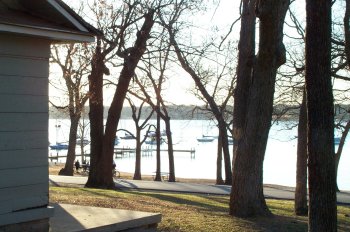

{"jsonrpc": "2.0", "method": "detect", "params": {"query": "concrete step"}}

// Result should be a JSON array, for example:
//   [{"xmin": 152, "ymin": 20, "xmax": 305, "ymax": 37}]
[{"xmin": 50, "ymin": 203, "xmax": 161, "ymax": 232}]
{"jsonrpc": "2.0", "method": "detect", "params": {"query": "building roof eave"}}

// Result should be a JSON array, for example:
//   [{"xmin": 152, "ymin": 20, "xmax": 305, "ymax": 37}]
[
  {"xmin": 48, "ymin": 0, "xmax": 103, "ymax": 37},
  {"xmin": 0, "ymin": 23, "xmax": 95, "ymax": 43}
]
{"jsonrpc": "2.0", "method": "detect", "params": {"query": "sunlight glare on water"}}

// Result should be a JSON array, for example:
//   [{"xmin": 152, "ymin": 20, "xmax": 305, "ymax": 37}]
[{"xmin": 49, "ymin": 119, "xmax": 350, "ymax": 190}]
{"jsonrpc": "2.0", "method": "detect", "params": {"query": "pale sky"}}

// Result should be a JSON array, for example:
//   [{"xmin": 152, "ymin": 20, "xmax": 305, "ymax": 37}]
[
  {"xmin": 51, "ymin": 0, "xmax": 350, "ymax": 107},
  {"xmin": 50, "ymin": 0, "xmax": 239, "ymax": 106}
]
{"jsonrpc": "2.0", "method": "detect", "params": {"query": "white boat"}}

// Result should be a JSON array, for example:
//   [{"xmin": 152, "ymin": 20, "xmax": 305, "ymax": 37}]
[{"xmin": 197, "ymin": 136, "xmax": 215, "ymax": 142}]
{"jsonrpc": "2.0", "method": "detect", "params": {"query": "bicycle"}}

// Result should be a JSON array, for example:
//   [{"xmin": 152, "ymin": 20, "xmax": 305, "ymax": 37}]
[{"xmin": 113, "ymin": 169, "xmax": 120, "ymax": 178}]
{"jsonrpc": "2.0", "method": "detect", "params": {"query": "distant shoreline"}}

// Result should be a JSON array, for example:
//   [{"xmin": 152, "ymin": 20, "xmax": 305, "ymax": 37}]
[{"xmin": 49, "ymin": 105, "xmax": 314, "ymax": 121}]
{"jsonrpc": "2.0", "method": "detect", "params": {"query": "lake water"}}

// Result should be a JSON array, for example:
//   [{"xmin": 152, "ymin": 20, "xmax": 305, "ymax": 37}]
[{"xmin": 49, "ymin": 119, "xmax": 350, "ymax": 191}]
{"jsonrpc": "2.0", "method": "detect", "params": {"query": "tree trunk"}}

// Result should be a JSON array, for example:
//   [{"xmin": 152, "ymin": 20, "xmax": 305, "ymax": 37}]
[
  {"xmin": 231, "ymin": 0, "xmax": 256, "ymax": 187},
  {"xmin": 85, "ymin": 42, "xmax": 109, "ymax": 188},
  {"xmin": 216, "ymin": 129, "xmax": 224, "ymax": 185},
  {"xmin": 154, "ymin": 107, "xmax": 162, "ymax": 181},
  {"xmin": 295, "ymin": 90, "xmax": 308, "ymax": 216},
  {"xmin": 164, "ymin": 118, "xmax": 175, "ymax": 182},
  {"xmin": 87, "ymin": 11, "xmax": 155, "ymax": 189},
  {"xmin": 59, "ymin": 115, "xmax": 80, "ymax": 176},
  {"xmin": 230, "ymin": 0, "xmax": 289, "ymax": 217},
  {"xmin": 344, "ymin": 0, "xmax": 350, "ymax": 64},
  {"xmin": 134, "ymin": 128, "xmax": 142, "ymax": 180},
  {"xmin": 80, "ymin": 140, "xmax": 85, "ymax": 163},
  {"xmin": 219, "ymin": 120, "xmax": 232, "ymax": 185},
  {"xmin": 305, "ymin": 0, "xmax": 337, "ymax": 231},
  {"xmin": 232, "ymin": 0, "xmax": 256, "ymax": 150}
]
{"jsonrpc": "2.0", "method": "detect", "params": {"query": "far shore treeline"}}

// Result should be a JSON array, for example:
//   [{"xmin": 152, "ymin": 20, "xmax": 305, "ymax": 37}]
[{"xmin": 49, "ymin": 104, "xmax": 349, "ymax": 121}]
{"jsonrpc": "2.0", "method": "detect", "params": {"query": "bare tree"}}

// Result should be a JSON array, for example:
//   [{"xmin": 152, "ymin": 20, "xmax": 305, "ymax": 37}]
[
  {"xmin": 159, "ymin": 1, "xmax": 234, "ymax": 185},
  {"xmin": 129, "ymin": 42, "xmax": 177, "ymax": 182},
  {"xmin": 124, "ymin": 97, "xmax": 154, "ymax": 180},
  {"xmin": 50, "ymin": 43, "xmax": 90, "ymax": 176},
  {"xmin": 86, "ymin": 0, "xmax": 157, "ymax": 189},
  {"xmin": 295, "ymin": 90, "xmax": 308, "ymax": 215},
  {"xmin": 188, "ymin": 44, "xmax": 236, "ymax": 185}
]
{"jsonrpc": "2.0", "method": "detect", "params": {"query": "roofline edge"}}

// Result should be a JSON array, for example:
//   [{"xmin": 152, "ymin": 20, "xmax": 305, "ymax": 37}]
[{"xmin": 0, "ymin": 23, "xmax": 95, "ymax": 43}]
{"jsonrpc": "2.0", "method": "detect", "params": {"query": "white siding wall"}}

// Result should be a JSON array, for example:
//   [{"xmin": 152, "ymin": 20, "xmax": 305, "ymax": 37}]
[{"xmin": 0, "ymin": 34, "xmax": 53, "ymax": 225}]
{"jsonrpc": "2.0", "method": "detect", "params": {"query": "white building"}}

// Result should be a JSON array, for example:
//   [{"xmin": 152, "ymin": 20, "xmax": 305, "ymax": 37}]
[{"xmin": 0, "ymin": 0, "xmax": 97, "ymax": 230}]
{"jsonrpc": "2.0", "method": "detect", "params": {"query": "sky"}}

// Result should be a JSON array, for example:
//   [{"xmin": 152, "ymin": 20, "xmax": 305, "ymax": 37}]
[{"xmin": 50, "ymin": 0, "xmax": 350, "ymax": 108}]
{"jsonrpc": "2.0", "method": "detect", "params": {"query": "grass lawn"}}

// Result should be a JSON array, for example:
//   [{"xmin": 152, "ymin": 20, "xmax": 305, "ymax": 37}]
[{"xmin": 49, "ymin": 186, "xmax": 350, "ymax": 231}]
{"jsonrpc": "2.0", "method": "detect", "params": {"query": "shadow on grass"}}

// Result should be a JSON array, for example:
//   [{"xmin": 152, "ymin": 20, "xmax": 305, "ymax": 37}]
[
  {"xmin": 50, "ymin": 187, "xmax": 323, "ymax": 231},
  {"xmin": 244, "ymin": 215, "xmax": 308, "ymax": 232},
  {"xmin": 125, "ymin": 191, "xmax": 229, "ymax": 213}
]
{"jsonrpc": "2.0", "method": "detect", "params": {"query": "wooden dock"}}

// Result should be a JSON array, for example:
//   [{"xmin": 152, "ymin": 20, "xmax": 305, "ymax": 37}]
[
  {"xmin": 48, "ymin": 153, "xmax": 90, "ymax": 162},
  {"xmin": 114, "ymin": 147, "xmax": 196, "ymax": 158},
  {"xmin": 48, "ymin": 147, "xmax": 196, "ymax": 161}
]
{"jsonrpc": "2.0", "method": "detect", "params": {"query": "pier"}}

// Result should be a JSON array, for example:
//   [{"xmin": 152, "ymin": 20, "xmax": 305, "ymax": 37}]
[
  {"xmin": 49, "ymin": 147, "xmax": 196, "ymax": 162},
  {"xmin": 48, "ymin": 153, "xmax": 90, "ymax": 162},
  {"xmin": 114, "ymin": 147, "xmax": 196, "ymax": 158}
]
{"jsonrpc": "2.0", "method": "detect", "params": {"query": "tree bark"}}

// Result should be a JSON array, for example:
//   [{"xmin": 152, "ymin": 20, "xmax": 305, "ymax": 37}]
[
  {"xmin": 232, "ymin": 0, "xmax": 256, "ymax": 181},
  {"xmin": 305, "ymin": 0, "xmax": 337, "ymax": 231},
  {"xmin": 154, "ymin": 107, "xmax": 162, "ymax": 181},
  {"xmin": 133, "ymin": 128, "xmax": 142, "ymax": 180},
  {"xmin": 59, "ymin": 115, "xmax": 80, "ymax": 176},
  {"xmin": 344, "ymin": 0, "xmax": 350, "ymax": 63},
  {"xmin": 232, "ymin": 0, "xmax": 256, "ymax": 150},
  {"xmin": 164, "ymin": 118, "xmax": 175, "ymax": 182},
  {"xmin": 295, "ymin": 90, "xmax": 308, "ymax": 216},
  {"xmin": 230, "ymin": 0, "xmax": 289, "ymax": 217},
  {"xmin": 216, "ymin": 130, "xmax": 224, "ymax": 185},
  {"xmin": 85, "ymin": 41, "xmax": 109, "ymax": 188}
]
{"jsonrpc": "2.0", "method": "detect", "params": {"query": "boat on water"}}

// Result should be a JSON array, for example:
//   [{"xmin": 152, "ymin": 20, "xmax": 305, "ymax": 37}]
[
  {"xmin": 197, "ymin": 135, "xmax": 215, "ymax": 142},
  {"xmin": 228, "ymin": 137, "xmax": 234, "ymax": 145},
  {"xmin": 49, "ymin": 143, "xmax": 69, "ymax": 150},
  {"xmin": 146, "ymin": 131, "xmax": 156, "ymax": 137},
  {"xmin": 145, "ymin": 138, "xmax": 164, "ymax": 145},
  {"xmin": 145, "ymin": 130, "xmax": 167, "ymax": 137},
  {"xmin": 120, "ymin": 133, "xmax": 136, "ymax": 140},
  {"xmin": 334, "ymin": 137, "xmax": 341, "ymax": 145},
  {"xmin": 114, "ymin": 136, "xmax": 120, "ymax": 145},
  {"xmin": 76, "ymin": 138, "xmax": 89, "ymax": 146},
  {"xmin": 145, "ymin": 140, "xmax": 157, "ymax": 145}
]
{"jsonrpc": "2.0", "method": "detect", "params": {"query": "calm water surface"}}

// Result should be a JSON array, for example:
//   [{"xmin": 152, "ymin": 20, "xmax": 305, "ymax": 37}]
[{"xmin": 49, "ymin": 119, "xmax": 350, "ymax": 190}]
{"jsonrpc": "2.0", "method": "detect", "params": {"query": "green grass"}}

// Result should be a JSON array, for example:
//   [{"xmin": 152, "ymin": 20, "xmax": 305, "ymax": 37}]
[{"xmin": 50, "ymin": 186, "xmax": 350, "ymax": 231}]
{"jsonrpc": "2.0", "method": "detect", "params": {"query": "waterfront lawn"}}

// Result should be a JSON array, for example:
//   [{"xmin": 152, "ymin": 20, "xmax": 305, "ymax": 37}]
[{"xmin": 49, "ymin": 187, "xmax": 350, "ymax": 231}]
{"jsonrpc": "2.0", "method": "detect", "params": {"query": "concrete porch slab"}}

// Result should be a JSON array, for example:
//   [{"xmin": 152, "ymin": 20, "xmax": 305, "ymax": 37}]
[{"xmin": 50, "ymin": 203, "xmax": 161, "ymax": 232}]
